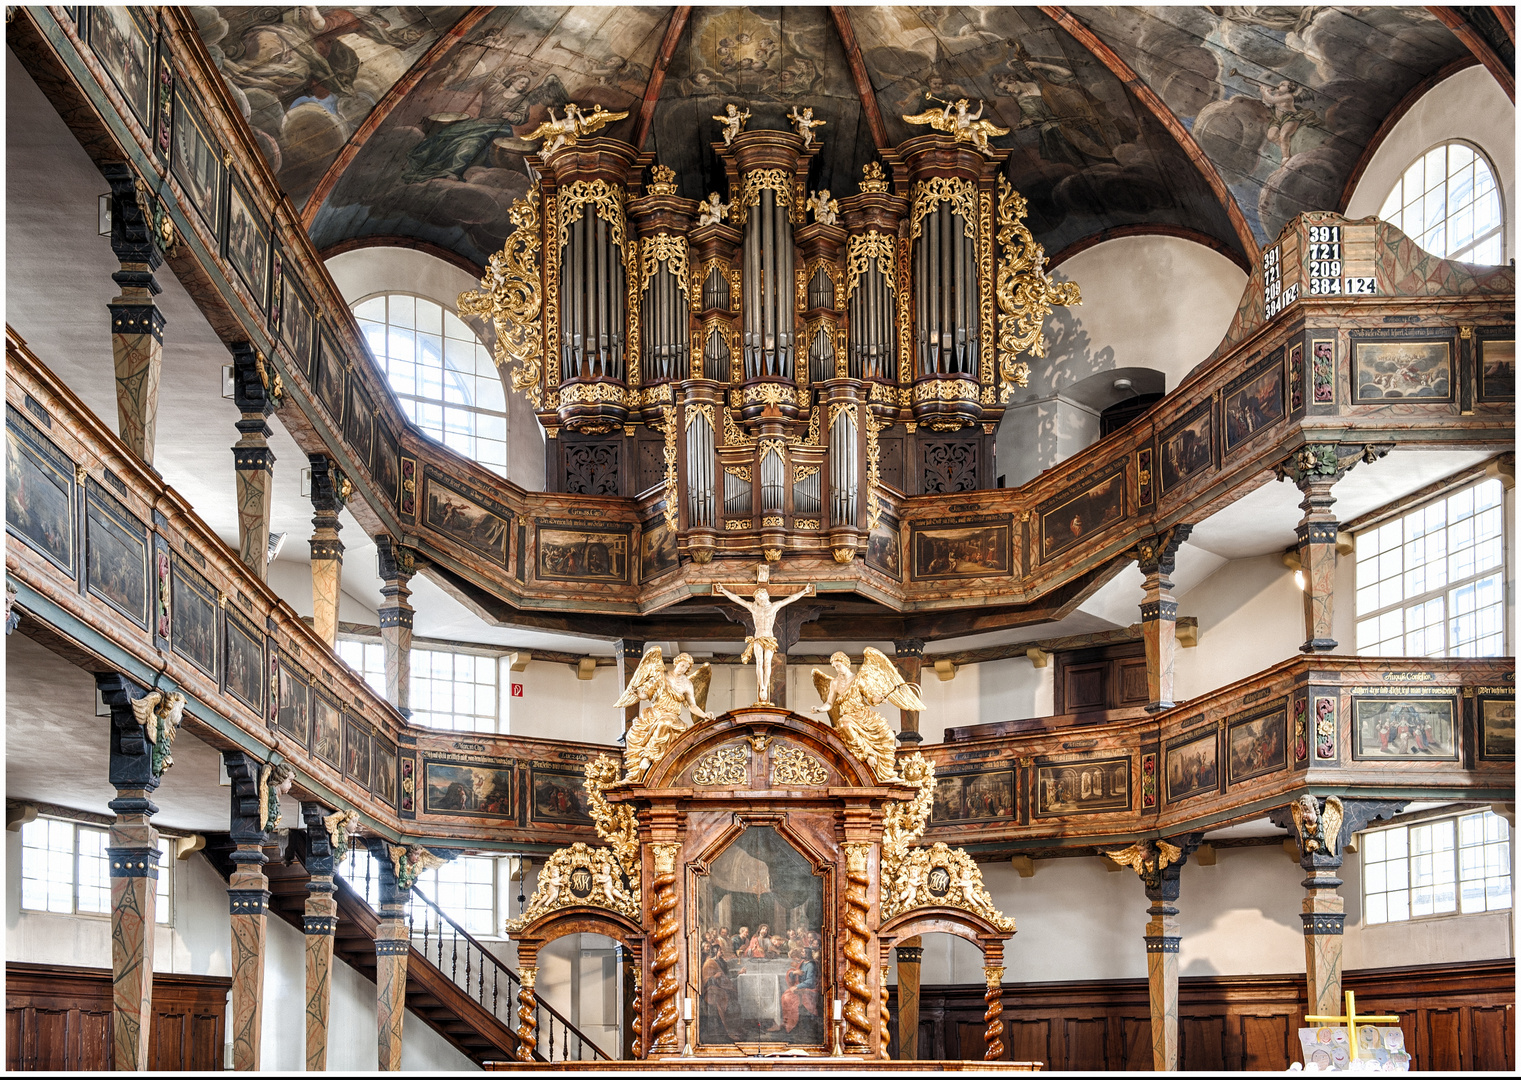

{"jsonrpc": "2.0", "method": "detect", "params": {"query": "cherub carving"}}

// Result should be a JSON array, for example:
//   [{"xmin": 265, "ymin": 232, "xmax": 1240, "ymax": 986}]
[
  {"xmin": 614, "ymin": 647, "xmax": 714, "ymax": 780},
  {"xmin": 806, "ymin": 189, "xmax": 839, "ymax": 226},
  {"xmin": 536, "ymin": 858, "xmax": 566, "ymax": 909},
  {"xmin": 1290, "ymin": 794, "xmax": 1343, "ymax": 856},
  {"xmin": 130, "ymin": 690, "xmax": 185, "ymax": 777},
  {"xmin": 390, "ymin": 844, "xmax": 448, "ymax": 891},
  {"xmin": 1104, "ymin": 839, "xmax": 1185, "ymax": 889},
  {"xmin": 712, "ymin": 102, "xmax": 750, "ymax": 145},
  {"xmin": 697, "ymin": 193, "xmax": 729, "ymax": 227},
  {"xmin": 257, "ymin": 762, "xmax": 296, "ymax": 832},
  {"xmin": 903, "ymin": 96, "xmax": 1009, "ymax": 157},
  {"xmin": 787, "ymin": 105, "xmax": 825, "ymax": 149},
  {"xmin": 524, "ymin": 102, "xmax": 629, "ymax": 157},
  {"xmin": 323, "ymin": 808, "xmax": 360, "ymax": 861},
  {"xmin": 812, "ymin": 648, "xmax": 925, "ymax": 783}
]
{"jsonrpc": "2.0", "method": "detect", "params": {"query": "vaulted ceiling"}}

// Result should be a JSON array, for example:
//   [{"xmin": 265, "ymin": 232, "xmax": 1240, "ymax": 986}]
[{"xmin": 191, "ymin": 6, "xmax": 1506, "ymax": 274}]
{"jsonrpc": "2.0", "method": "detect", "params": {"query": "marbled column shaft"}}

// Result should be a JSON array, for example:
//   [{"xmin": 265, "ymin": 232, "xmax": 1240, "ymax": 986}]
[
  {"xmin": 1296, "ymin": 478, "xmax": 1340, "ymax": 652},
  {"xmin": 229, "ymin": 849, "xmax": 270, "ymax": 1071},
  {"xmin": 893, "ymin": 640, "xmax": 925, "ymax": 743},
  {"xmin": 108, "ymin": 796, "xmax": 159, "ymax": 1071},
  {"xmin": 308, "ymin": 456, "xmax": 347, "ymax": 649},
  {"xmin": 1137, "ymin": 527, "xmax": 1191, "ymax": 713},
  {"xmin": 371, "ymin": 838, "xmax": 410, "ymax": 1071},
  {"xmin": 109, "ymin": 305, "xmax": 165, "ymax": 465},
  {"xmin": 894, "ymin": 941, "xmax": 923, "ymax": 1060},
  {"xmin": 302, "ymin": 802, "xmax": 338, "ymax": 1072},
  {"xmin": 376, "ymin": 537, "xmax": 415, "ymax": 716},
  {"xmin": 1145, "ymin": 899, "xmax": 1180, "ymax": 1071},
  {"xmin": 1302, "ymin": 864, "xmax": 1346, "ymax": 1017}
]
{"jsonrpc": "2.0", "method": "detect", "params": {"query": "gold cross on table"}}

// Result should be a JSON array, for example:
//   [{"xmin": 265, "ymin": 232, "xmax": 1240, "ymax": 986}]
[{"xmin": 1305, "ymin": 990, "xmax": 1400, "ymax": 1061}]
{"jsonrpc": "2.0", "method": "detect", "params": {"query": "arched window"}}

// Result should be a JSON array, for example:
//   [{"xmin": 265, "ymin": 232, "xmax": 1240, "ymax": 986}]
[
  {"xmin": 352, "ymin": 293, "xmax": 508, "ymax": 477},
  {"xmin": 1378, "ymin": 142, "xmax": 1505, "ymax": 265}
]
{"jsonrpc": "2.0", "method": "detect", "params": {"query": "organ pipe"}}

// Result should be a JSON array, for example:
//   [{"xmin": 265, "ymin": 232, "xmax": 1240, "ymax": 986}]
[
  {"xmin": 913, "ymin": 202, "xmax": 978, "ymax": 378},
  {"xmin": 830, "ymin": 409, "xmax": 857, "ymax": 526},
  {"xmin": 742, "ymin": 187, "xmax": 796, "ymax": 380},
  {"xmin": 560, "ymin": 208, "xmax": 626, "ymax": 382}
]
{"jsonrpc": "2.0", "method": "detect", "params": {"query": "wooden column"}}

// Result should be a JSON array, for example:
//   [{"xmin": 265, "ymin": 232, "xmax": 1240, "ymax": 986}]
[
  {"xmin": 1135, "ymin": 526, "xmax": 1191, "ymax": 712},
  {"xmin": 614, "ymin": 639, "xmax": 645, "ymax": 736},
  {"xmin": 102, "ymin": 164, "xmax": 165, "ymax": 466},
  {"xmin": 982, "ymin": 953, "xmax": 1005, "ymax": 1062},
  {"xmin": 307, "ymin": 457, "xmax": 347, "ymax": 649},
  {"xmin": 515, "ymin": 961, "xmax": 539, "ymax": 1062},
  {"xmin": 229, "ymin": 343, "xmax": 276, "ymax": 582},
  {"xmin": 1272, "ymin": 799, "xmax": 1407, "ymax": 1020},
  {"xmin": 98, "ymin": 674, "xmax": 163, "ymax": 1071},
  {"xmin": 894, "ymin": 939, "xmax": 923, "ymax": 1059},
  {"xmin": 369, "ymin": 839, "xmax": 410, "ymax": 1071},
  {"xmin": 222, "ymin": 752, "xmax": 272, "ymax": 1071},
  {"xmin": 375, "ymin": 537, "xmax": 416, "ymax": 716},
  {"xmin": 893, "ymin": 640, "xmax": 925, "ymax": 744},
  {"xmin": 301, "ymin": 802, "xmax": 338, "ymax": 1072}
]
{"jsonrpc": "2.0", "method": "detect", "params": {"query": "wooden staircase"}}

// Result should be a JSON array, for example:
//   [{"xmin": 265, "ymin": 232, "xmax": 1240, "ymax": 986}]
[{"xmin": 204, "ymin": 836, "xmax": 523, "ymax": 1067}]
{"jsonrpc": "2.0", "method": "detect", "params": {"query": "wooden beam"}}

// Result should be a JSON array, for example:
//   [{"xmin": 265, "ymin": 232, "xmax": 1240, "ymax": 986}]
[
  {"xmin": 829, "ymin": 7, "xmax": 891, "ymax": 150},
  {"xmin": 1039, "ymin": 5, "xmax": 1261, "ymax": 262},
  {"xmin": 1428, "ymin": 6, "xmax": 1515, "ymax": 102},
  {"xmin": 1494, "ymin": 5, "xmax": 1516, "ymax": 43},
  {"xmin": 633, "ymin": 7, "xmax": 692, "ymax": 153},
  {"xmin": 1338, "ymin": 56, "xmax": 1479, "ymax": 213},
  {"xmin": 299, "ymin": 8, "xmax": 495, "ymax": 230}
]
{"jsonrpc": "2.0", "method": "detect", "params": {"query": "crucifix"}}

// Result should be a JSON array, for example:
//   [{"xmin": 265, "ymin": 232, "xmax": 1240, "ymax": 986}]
[
  {"xmin": 1305, "ymin": 990, "xmax": 1401, "ymax": 1062},
  {"xmin": 712, "ymin": 564, "xmax": 815, "ymax": 705}
]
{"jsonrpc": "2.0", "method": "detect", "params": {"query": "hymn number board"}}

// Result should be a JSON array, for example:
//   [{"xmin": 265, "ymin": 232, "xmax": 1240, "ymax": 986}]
[{"xmin": 1265, "ymin": 222, "xmax": 1378, "ymax": 321}]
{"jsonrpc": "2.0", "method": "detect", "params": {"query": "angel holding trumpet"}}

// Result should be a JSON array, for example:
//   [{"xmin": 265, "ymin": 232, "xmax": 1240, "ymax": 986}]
[
  {"xmin": 813, "ymin": 648, "xmax": 925, "ymax": 783},
  {"xmin": 614, "ymin": 647, "xmax": 714, "ymax": 781}
]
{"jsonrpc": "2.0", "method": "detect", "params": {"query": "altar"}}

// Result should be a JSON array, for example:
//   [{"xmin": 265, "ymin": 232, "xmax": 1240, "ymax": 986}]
[{"xmin": 498, "ymin": 640, "xmax": 1021, "ymax": 1064}]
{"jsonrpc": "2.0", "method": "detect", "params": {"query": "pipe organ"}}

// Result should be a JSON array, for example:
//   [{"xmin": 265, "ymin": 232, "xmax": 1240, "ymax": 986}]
[{"xmin": 462, "ymin": 111, "xmax": 1079, "ymax": 566}]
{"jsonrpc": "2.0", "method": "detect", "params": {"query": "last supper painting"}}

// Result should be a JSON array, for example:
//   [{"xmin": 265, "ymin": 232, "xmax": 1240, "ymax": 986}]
[{"xmin": 698, "ymin": 825, "xmax": 826, "ymax": 1048}]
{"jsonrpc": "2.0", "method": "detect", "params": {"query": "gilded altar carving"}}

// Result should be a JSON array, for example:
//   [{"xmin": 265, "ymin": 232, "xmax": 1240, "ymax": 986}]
[
  {"xmin": 771, "ymin": 742, "xmax": 828, "ymax": 786},
  {"xmin": 845, "ymin": 232, "xmax": 897, "ymax": 298},
  {"xmin": 909, "ymin": 177, "xmax": 977, "ymax": 241},
  {"xmin": 692, "ymin": 744, "xmax": 748, "ymax": 786},
  {"xmin": 882, "ymin": 842, "xmax": 1016, "ymax": 932},
  {"xmin": 994, "ymin": 176, "xmax": 1082, "ymax": 401},
  {"xmin": 584, "ymin": 755, "xmax": 640, "ymax": 881},
  {"xmin": 505, "ymin": 841, "xmax": 639, "ymax": 929},
  {"xmin": 458, "ymin": 183, "xmax": 543, "ymax": 407},
  {"xmin": 615, "ymin": 647, "xmax": 714, "ymax": 781},
  {"xmin": 812, "ymin": 648, "xmax": 925, "ymax": 783}
]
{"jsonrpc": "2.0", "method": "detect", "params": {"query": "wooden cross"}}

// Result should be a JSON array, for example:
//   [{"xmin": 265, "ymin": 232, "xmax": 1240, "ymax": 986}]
[
  {"xmin": 1305, "ymin": 990, "xmax": 1400, "ymax": 1061},
  {"xmin": 708, "ymin": 562, "xmax": 815, "ymax": 599}
]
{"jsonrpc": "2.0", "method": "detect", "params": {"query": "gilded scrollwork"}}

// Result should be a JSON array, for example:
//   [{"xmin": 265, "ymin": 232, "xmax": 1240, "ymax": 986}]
[
  {"xmin": 793, "ymin": 463, "xmax": 820, "ymax": 483},
  {"xmin": 866, "ymin": 416, "xmax": 887, "ymax": 529},
  {"xmin": 661, "ymin": 404, "xmax": 678, "ymax": 530},
  {"xmin": 914, "ymin": 379, "xmax": 982, "ymax": 402},
  {"xmin": 641, "ymin": 234, "xmax": 691, "ymax": 297},
  {"xmin": 685, "ymin": 402, "xmax": 713, "ymax": 431},
  {"xmin": 557, "ymin": 179, "xmax": 627, "ymax": 252},
  {"xmin": 845, "ymin": 232, "xmax": 897, "ymax": 299},
  {"xmin": 583, "ymin": 755, "xmax": 640, "ymax": 881},
  {"xmin": 995, "ymin": 176, "xmax": 1082, "ymax": 402},
  {"xmin": 881, "ymin": 841, "xmax": 1016, "ymax": 932},
  {"xmin": 909, "ymin": 177, "xmax": 977, "ymax": 241},
  {"xmin": 723, "ymin": 464, "xmax": 752, "ymax": 483},
  {"xmin": 770, "ymin": 743, "xmax": 828, "ymax": 786},
  {"xmin": 505, "ymin": 841, "xmax": 639, "ymax": 930},
  {"xmin": 692, "ymin": 744, "xmax": 748, "ymax": 786},
  {"xmin": 731, "ymin": 168, "xmax": 794, "ymax": 226},
  {"xmin": 458, "ymin": 183, "xmax": 544, "ymax": 407},
  {"xmin": 558, "ymin": 381, "xmax": 630, "ymax": 406}
]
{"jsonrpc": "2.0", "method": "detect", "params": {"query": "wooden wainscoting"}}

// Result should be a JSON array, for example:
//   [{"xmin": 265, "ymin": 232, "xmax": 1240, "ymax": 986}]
[
  {"xmin": 891, "ymin": 960, "xmax": 1514, "ymax": 1071},
  {"xmin": 6, "ymin": 962, "xmax": 230, "ymax": 1071}
]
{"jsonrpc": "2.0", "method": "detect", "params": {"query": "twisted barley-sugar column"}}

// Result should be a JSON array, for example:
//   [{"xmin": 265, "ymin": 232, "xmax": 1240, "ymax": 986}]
[
  {"xmin": 879, "ymin": 967, "xmax": 892, "ymax": 1059},
  {"xmin": 515, "ymin": 968, "xmax": 538, "ymax": 1063},
  {"xmin": 649, "ymin": 843, "xmax": 682, "ymax": 1052},
  {"xmin": 630, "ymin": 969, "xmax": 644, "ymax": 1060},
  {"xmin": 983, "ymin": 965, "xmax": 1006, "ymax": 1061},
  {"xmin": 842, "ymin": 843, "xmax": 873, "ymax": 1048}
]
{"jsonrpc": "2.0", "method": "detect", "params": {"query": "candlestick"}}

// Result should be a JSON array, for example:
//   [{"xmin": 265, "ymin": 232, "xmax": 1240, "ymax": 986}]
[
  {"xmin": 833, "ymin": 998, "xmax": 843, "ymax": 1021},
  {"xmin": 684, "ymin": 997, "xmax": 694, "ymax": 1022}
]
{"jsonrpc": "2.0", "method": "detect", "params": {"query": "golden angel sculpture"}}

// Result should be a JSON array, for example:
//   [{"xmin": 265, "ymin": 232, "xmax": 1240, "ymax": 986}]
[
  {"xmin": 1104, "ymin": 839, "xmax": 1184, "ymax": 888},
  {"xmin": 1291, "ymin": 793, "xmax": 1343, "ymax": 856},
  {"xmin": 812, "ymin": 648, "xmax": 925, "ymax": 783},
  {"xmin": 903, "ymin": 96, "xmax": 1009, "ymax": 157},
  {"xmin": 615, "ymin": 647, "xmax": 714, "ymax": 780},
  {"xmin": 524, "ymin": 102, "xmax": 629, "ymax": 157}
]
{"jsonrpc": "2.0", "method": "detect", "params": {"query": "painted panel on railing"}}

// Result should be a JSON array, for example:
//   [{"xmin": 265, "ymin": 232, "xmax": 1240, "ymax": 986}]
[
  {"xmin": 344, "ymin": 379, "xmax": 375, "ymax": 465},
  {"xmin": 278, "ymin": 264, "xmax": 316, "ymax": 379},
  {"xmin": 225, "ymin": 170, "xmax": 270, "ymax": 309},
  {"xmin": 373, "ymin": 740, "xmax": 398, "ymax": 810},
  {"xmin": 1038, "ymin": 462, "xmax": 1127, "ymax": 564},
  {"xmin": 222, "ymin": 604, "xmax": 265, "ymax": 714},
  {"xmin": 170, "ymin": 85, "xmax": 222, "ymax": 235},
  {"xmin": 1476, "ymin": 690, "xmax": 1515, "ymax": 761},
  {"xmin": 1165, "ymin": 724, "xmax": 1220, "ymax": 804},
  {"xmin": 345, "ymin": 714, "xmax": 373, "ymax": 790},
  {"xmin": 1350, "ymin": 691, "xmax": 1460, "ymax": 761},
  {"xmin": 930, "ymin": 769, "xmax": 1017, "ymax": 825},
  {"xmin": 424, "ymin": 468, "xmax": 511, "ymax": 565},
  {"xmin": 910, "ymin": 516, "xmax": 1011, "ymax": 581},
  {"xmin": 85, "ymin": 5, "xmax": 154, "ymax": 127},
  {"xmin": 530, "ymin": 765, "xmax": 594, "ymax": 827},
  {"xmin": 535, "ymin": 520, "xmax": 632, "ymax": 584},
  {"xmin": 1222, "ymin": 348, "xmax": 1285, "ymax": 457},
  {"xmin": 1157, "ymin": 399, "xmax": 1216, "ymax": 496},
  {"xmin": 84, "ymin": 478, "xmax": 150, "ymax": 629},
  {"xmin": 639, "ymin": 510, "xmax": 678, "ymax": 583},
  {"xmin": 425, "ymin": 759, "xmax": 514, "ymax": 818},
  {"xmin": 1349, "ymin": 333, "xmax": 1455, "ymax": 405},
  {"xmin": 1033, "ymin": 756, "xmax": 1130, "ymax": 817},
  {"xmin": 1476, "ymin": 332, "xmax": 1515, "ymax": 402},
  {"xmin": 313, "ymin": 331, "xmax": 347, "ymax": 422},
  {"xmin": 312, "ymin": 691, "xmax": 343, "ymax": 770},
  {"xmin": 373, "ymin": 419, "xmax": 401, "ymax": 507},
  {"xmin": 170, "ymin": 554, "xmax": 219, "ymax": 680},
  {"xmin": 275, "ymin": 659, "xmax": 312, "ymax": 749},
  {"xmin": 1226, "ymin": 699, "xmax": 1288, "ymax": 786},
  {"xmin": 6, "ymin": 407, "xmax": 76, "ymax": 577}
]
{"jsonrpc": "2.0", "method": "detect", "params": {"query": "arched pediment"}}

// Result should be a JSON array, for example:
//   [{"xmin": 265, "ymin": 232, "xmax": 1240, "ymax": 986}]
[{"xmin": 640, "ymin": 705, "xmax": 885, "ymax": 792}]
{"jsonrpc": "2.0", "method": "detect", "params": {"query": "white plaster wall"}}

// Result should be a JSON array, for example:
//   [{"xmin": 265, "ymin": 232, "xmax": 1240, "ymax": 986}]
[
  {"xmin": 977, "ymin": 657, "xmax": 1053, "ymax": 728},
  {"xmin": 505, "ymin": 660, "xmax": 624, "ymax": 744},
  {"xmin": 1345, "ymin": 65, "xmax": 1515, "ymax": 262},
  {"xmin": 1173, "ymin": 553, "xmax": 1307, "ymax": 702},
  {"xmin": 6, "ymin": 831, "xmax": 474, "ymax": 1071},
  {"xmin": 265, "ymin": 553, "xmax": 382, "ymax": 628},
  {"xmin": 324, "ymin": 246, "xmax": 547, "ymax": 493},
  {"xmin": 996, "ymin": 235, "xmax": 1247, "ymax": 485}
]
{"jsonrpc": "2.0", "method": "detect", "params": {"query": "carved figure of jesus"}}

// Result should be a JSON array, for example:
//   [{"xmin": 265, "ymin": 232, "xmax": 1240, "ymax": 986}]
[{"xmin": 713, "ymin": 568, "xmax": 814, "ymax": 704}]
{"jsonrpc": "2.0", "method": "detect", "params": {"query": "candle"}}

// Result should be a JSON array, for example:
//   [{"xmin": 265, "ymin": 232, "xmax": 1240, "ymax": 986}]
[
  {"xmin": 684, "ymin": 997, "xmax": 694, "ymax": 1022},
  {"xmin": 833, "ymin": 999, "xmax": 843, "ymax": 1021}
]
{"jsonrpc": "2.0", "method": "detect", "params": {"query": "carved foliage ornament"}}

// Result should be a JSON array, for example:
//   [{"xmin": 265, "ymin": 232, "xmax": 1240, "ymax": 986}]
[
  {"xmin": 909, "ymin": 177, "xmax": 977, "ymax": 242},
  {"xmin": 506, "ymin": 841, "xmax": 640, "ymax": 930},
  {"xmin": 882, "ymin": 841, "xmax": 1016, "ymax": 932},
  {"xmin": 693, "ymin": 744, "xmax": 748, "ymax": 786},
  {"xmin": 771, "ymin": 742, "xmax": 828, "ymax": 786},
  {"xmin": 845, "ymin": 232, "xmax": 897, "ymax": 299},
  {"xmin": 661, "ymin": 405, "xmax": 679, "ymax": 530},
  {"xmin": 732, "ymin": 168, "xmax": 798, "ymax": 226},
  {"xmin": 583, "ymin": 755, "xmax": 640, "ymax": 882},
  {"xmin": 458, "ymin": 183, "xmax": 544, "ymax": 407},
  {"xmin": 641, "ymin": 233, "xmax": 691, "ymax": 297},
  {"xmin": 995, "ymin": 177, "xmax": 1082, "ymax": 401}
]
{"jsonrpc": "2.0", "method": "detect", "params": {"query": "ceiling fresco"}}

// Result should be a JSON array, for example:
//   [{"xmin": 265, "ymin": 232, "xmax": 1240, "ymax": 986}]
[
  {"xmin": 193, "ymin": 5, "xmax": 466, "ymax": 210},
  {"xmin": 1072, "ymin": 6, "xmax": 1471, "ymax": 244},
  {"xmin": 308, "ymin": 6, "xmax": 672, "ymax": 268},
  {"xmin": 192, "ymin": 6, "xmax": 1491, "ymax": 273},
  {"xmin": 847, "ymin": 6, "xmax": 1242, "ymax": 261}
]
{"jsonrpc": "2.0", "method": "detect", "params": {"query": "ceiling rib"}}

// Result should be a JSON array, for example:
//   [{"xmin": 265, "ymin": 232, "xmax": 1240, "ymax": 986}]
[
  {"xmin": 633, "ymin": 7, "xmax": 692, "ymax": 152},
  {"xmin": 318, "ymin": 236, "xmax": 485, "ymax": 278},
  {"xmin": 828, "ymin": 7, "xmax": 891, "ymax": 150},
  {"xmin": 1338, "ymin": 55, "xmax": 1480, "ymax": 213},
  {"xmin": 1039, "ymin": 5, "xmax": 1261, "ymax": 263},
  {"xmin": 1428, "ymin": 7, "xmax": 1515, "ymax": 102},
  {"xmin": 1494, "ymin": 5, "xmax": 1516, "ymax": 42},
  {"xmin": 299, "ymin": 7, "xmax": 495, "ymax": 231}
]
